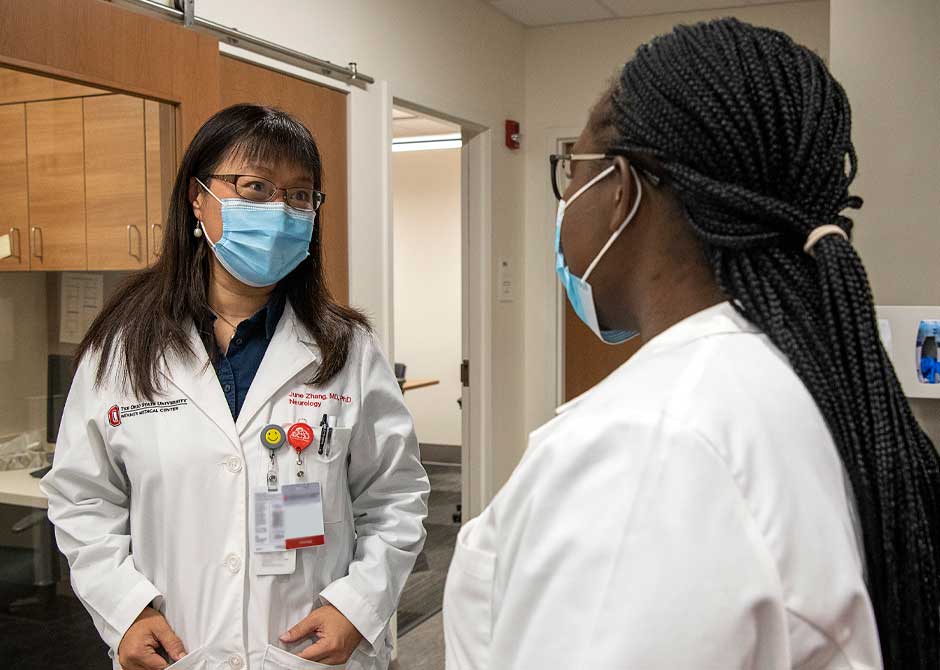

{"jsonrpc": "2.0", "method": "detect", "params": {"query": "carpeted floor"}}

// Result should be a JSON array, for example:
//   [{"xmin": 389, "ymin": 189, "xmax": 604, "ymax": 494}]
[
  {"xmin": 2, "ymin": 594, "xmax": 110, "ymax": 669},
  {"xmin": 392, "ymin": 611, "xmax": 445, "ymax": 670},
  {"xmin": 397, "ymin": 463, "xmax": 461, "ymax": 636}
]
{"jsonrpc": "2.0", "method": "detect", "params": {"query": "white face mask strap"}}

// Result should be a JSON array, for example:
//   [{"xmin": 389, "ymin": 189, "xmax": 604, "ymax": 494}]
[
  {"xmin": 566, "ymin": 165, "xmax": 616, "ymax": 207},
  {"xmin": 198, "ymin": 219, "xmax": 215, "ymax": 248},
  {"xmin": 582, "ymin": 165, "xmax": 643, "ymax": 282},
  {"xmin": 195, "ymin": 177, "xmax": 223, "ymax": 205}
]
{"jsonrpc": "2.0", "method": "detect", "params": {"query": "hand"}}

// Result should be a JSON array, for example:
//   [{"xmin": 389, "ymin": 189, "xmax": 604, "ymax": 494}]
[
  {"xmin": 118, "ymin": 607, "xmax": 187, "ymax": 670},
  {"xmin": 280, "ymin": 604, "xmax": 364, "ymax": 666}
]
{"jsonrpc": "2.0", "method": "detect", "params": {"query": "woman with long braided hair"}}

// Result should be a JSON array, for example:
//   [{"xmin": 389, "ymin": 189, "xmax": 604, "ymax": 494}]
[{"xmin": 443, "ymin": 17, "xmax": 939, "ymax": 670}]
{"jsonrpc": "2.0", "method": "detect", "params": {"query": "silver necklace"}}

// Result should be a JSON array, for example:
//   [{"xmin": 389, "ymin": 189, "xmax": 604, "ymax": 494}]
[
  {"xmin": 209, "ymin": 308, "xmax": 242, "ymax": 347},
  {"xmin": 211, "ymin": 309, "xmax": 240, "ymax": 331}
]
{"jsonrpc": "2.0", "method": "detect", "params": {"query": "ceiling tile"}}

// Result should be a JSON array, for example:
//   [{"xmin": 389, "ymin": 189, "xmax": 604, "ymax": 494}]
[
  {"xmin": 489, "ymin": 0, "xmax": 616, "ymax": 27},
  {"xmin": 599, "ymin": 0, "xmax": 788, "ymax": 20}
]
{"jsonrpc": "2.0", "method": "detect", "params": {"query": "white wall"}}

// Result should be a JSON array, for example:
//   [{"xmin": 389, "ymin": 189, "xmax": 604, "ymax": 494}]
[
  {"xmin": 393, "ymin": 148, "xmax": 462, "ymax": 447},
  {"xmin": 829, "ymin": 0, "xmax": 940, "ymax": 444},
  {"xmin": 0, "ymin": 271, "xmax": 129, "ymax": 441},
  {"xmin": 194, "ymin": 0, "xmax": 527, "ymax": 493},
  {"xmin": 0, "ymin": 273, "xmax": 47, "ymax": 438},
  {"xmin": 521, "ymin": 1, "xmax": 831, "ymax": 436}
]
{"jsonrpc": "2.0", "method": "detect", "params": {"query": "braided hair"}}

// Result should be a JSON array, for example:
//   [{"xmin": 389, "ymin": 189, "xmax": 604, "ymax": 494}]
[{"xmin": 594, "ymin": 17, "xmax": 940, "ymax": 668}]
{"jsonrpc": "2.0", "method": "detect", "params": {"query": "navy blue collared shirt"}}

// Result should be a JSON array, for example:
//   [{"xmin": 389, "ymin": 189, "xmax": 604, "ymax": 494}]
[{"xmin": 211, "ymin": 294, "xmax": 286, "ymax": 420}]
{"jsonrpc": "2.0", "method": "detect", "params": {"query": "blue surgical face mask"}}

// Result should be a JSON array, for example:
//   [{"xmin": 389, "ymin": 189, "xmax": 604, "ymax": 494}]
[
  {"xmin": 555, "ymin": 164, "xmax": 643, "ymax": 345},
  {"xmin": 196, "ymin": 178, "xmax": 315, "ymax": 288}
]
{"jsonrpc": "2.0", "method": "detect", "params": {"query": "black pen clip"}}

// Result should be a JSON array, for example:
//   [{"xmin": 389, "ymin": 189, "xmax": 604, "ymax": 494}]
[{"xmin": 318, "ymin": 413, "xmax": 328, "ymax": 455}]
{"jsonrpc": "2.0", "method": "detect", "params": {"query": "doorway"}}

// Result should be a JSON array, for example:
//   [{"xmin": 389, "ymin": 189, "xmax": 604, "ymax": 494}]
[{"xmin": 390, "ymin": 105, "xmax": 463, "ymax": 642}]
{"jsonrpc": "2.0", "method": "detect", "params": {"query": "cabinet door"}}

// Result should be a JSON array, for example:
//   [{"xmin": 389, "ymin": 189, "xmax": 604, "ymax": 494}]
[
  {"xmin": 25, "ymin": 98, "xmax": 87, "ymax": 270},
  {"xmin": 144, "ymin": 100, "xmax": 175, "ymax": 265},
  {"xmin": 84, "ymin": 94, "xmax": 147, "ymax": 270},
  {"xmin": 0, "ymin": 104, "xmax": 29, "ymax": 271}
]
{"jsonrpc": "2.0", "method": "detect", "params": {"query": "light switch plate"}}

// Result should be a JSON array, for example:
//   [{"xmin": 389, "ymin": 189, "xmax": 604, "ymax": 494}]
[
  {"xmin": 876, "ymin": 306, "xmax": 940, "ymax": 399},
  {"xmin": 497, "ymin": 257, "xmax": 514, "ymax": 303}
]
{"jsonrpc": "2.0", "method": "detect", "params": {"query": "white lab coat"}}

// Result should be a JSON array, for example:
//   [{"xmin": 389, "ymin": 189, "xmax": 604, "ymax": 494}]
[
  {"xmin": 443, "ymin": 302, "xmax": 882, "ymax": 670},
  {"xmin": 42, "ymin": 303, "xmax": 430, "ymax": 670}
]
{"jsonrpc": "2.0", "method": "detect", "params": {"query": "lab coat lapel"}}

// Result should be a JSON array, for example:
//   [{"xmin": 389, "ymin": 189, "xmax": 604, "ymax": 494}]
[
  {"xmin": 235, "ymin": 302, "xmax": 320, "ymax": 434},
  {"xmin": 160, "ymin": 322, "xmax": 241, "ymax": 451}
]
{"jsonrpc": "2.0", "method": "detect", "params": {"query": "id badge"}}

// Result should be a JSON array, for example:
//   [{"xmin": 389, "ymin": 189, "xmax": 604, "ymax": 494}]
[
  {"xmin": 252, "ymin": 482, "xmax": 326, "ymax": 553},
  {"xmin": 254, "ymin": 550, "xmax": 296, "ymax": 576}
]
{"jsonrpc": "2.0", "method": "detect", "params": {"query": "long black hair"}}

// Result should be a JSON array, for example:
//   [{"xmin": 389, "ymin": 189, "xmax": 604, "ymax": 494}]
[
  {"xmin": 593, "ymin": 18, "xmax": 939, "ymax": 668},
  {"xmin": 78, "ymin": 104, "xmax": 369, "ymax": 398}
]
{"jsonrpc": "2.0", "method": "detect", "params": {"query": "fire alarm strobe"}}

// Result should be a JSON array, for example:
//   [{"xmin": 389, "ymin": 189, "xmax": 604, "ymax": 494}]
[{"xmin": 506, "ymin": 120, "xmax": 521, "ymax": 150}]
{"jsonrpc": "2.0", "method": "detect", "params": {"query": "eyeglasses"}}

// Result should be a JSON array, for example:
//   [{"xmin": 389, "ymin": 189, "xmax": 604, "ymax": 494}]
[
  {"xmin": 210, "ymin": 174, "xmax": 325, "ymax": 212},
  {"xmin": 549, "ymin": 153, "xmax": 660, "ymax": 200}
]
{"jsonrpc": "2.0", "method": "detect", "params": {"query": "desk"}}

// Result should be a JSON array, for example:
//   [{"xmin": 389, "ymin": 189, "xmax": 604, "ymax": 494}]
[
  {"xmin": 0, "ymin": 468, "xmax": 56, "ymax": 596},
  {"xmin": 0, "ymin": 469, "xmax": 48, "ymax": 509},
  {"xmin": 401, "ymin": 379, "xmax": 440, "ymax": 392}
]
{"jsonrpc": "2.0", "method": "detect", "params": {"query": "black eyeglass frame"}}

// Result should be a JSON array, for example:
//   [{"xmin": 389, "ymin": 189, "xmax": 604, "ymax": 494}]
[
  {"xmin": 549, "ymin": 152, "xmax": 661, "ymax": 201},
  {"xmin": 209, "ymin": 173, "xmax": 326, "ymax": 212}
]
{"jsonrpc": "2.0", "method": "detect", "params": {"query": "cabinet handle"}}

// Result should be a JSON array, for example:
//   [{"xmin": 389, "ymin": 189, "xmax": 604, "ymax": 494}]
[
  {"xmin": 151, "ymin": 223, "xmax": 162, "ymax": 258},
  {"xmin": 9, "ymin": 228, "xmax": 20, "ymax": 260},
  {"xmin": 30, "ymin": 226, "xmax": 43, "ymax": 262},
  {"xmin": 127, "ymin": 224, "xmax": 142, "ymax": 261}
]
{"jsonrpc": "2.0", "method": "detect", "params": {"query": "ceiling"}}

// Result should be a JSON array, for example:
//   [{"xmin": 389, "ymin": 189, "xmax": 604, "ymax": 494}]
[
  {"xmin": 487, "ymin": 0, "xmax": 797, "ymax": 27},
  {"xmin": 392, "ymin": 107, "xmax": 461, "ymax": 139}
]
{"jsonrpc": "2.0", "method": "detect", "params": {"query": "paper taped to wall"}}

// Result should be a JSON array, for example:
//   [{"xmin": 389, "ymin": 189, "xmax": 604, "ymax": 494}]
[
  {"xmin": 0, "ymin": 233, "xmax": 10, "ymax": 260},
  {"xmin": 60, "ymin": 273, "xmax": 104, "ymax": 345}
]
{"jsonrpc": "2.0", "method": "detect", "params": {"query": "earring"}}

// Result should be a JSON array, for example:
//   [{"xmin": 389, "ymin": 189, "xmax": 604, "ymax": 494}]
[{"xmin": 193, "ymin": 222, "xmax": 203, "ymax": 238}]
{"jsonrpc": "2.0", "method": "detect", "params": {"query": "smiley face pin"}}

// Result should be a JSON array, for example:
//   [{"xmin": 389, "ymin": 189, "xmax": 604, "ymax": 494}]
[
  {"xmin": 260, "ymin": 424, "xmax": 286, "ymax": 491},
  {"xmin": 260, "ymin": 424, "xmax": 286, "ymax": 451}
]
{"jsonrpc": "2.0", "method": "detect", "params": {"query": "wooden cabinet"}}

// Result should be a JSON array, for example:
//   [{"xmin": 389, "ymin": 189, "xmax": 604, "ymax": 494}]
[
  {"xmin": 0, "ymin": 104, "xmax": 29, "ymax": 271},
  {"xmin": 25, "ymin": 99, "xmax": 87, "ymax": 270},
  {"xmin": 145, "ymin": 100, "xmax": 175, "ymax": 264},
  {"xmin": 0, "ymin": 91, "xmax": 175, "ymax": 273},
  {"xmin": 84, "ymin": 94, "xmax": 147, "ymax": 270}
]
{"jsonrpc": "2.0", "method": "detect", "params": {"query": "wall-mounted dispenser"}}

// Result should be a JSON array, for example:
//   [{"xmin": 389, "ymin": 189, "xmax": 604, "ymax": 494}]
[
  {"xmin": 876, "ymin": 306, "xmax": 940, "ymax": 399},
  {"xmin": 917, "ymin": 321, "xmax": 940, "ymax": 384}
]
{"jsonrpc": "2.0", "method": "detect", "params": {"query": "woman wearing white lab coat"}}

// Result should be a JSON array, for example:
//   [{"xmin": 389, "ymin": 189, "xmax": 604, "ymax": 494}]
[
  {"xmin": 42, "ymin": 104, "xmax": 429, "ymax": 670},
  {"xmin": 444, "ymin": 19, "xmax": 940, "ymax": 670}
]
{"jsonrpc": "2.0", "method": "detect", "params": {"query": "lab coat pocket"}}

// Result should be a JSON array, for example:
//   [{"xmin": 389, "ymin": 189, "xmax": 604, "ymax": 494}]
[
  {"xmin": 444, "ymin": 530, "xmax": 496, "ymax": 669},
  {"xmin": 262, "ymin": 643, "xmax": 347, "ymax": 669},
  {"xmin": 163, "ymin": 647, "xmax": 208, "ymax": 670},
  {"xmin": 311, "ymin": 427, "xmax": 351, "ymax": 524}
]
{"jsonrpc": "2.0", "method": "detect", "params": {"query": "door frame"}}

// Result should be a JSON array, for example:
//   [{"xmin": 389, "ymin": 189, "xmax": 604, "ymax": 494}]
[
  {"xmin": 392, "ymin": 97, "xmax": 492, "ymax": 520},
  {"xmin": 461, "ymin": 127, "xmax": 493, "ymax": 519}
]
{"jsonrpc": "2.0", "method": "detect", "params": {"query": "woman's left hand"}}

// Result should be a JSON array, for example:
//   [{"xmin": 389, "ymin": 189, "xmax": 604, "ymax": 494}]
[{"xmin": 280, "ymin": 604, "xmax": 364, "ymax": 665}]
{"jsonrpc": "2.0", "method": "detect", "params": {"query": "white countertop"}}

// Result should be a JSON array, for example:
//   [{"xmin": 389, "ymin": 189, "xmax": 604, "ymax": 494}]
[{"xmin": 0, "ymin": 468, "xmax": 48, "ymax": 509}]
